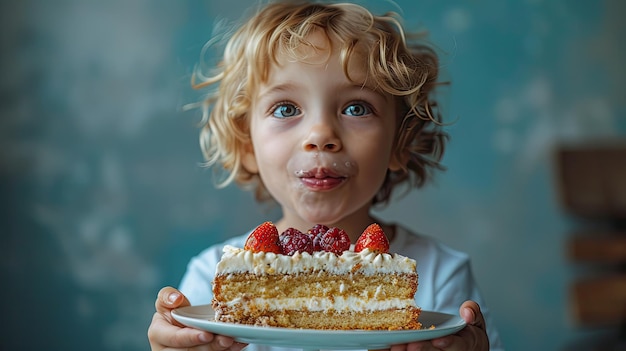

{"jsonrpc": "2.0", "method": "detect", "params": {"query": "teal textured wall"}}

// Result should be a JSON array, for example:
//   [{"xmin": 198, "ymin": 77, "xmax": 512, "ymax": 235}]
[{"xmin": 2, "ymin": 0, "xmax": 625, "ymax": 350}]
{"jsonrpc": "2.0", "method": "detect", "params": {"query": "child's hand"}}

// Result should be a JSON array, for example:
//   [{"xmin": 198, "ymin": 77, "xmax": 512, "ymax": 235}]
[
  {"xmin": 147, "ymin": 286, "xmax": 247, "ymax": 351},
  {"xmin": 388, "ymin": 301, "xmax": 489, "ymax": 351}
]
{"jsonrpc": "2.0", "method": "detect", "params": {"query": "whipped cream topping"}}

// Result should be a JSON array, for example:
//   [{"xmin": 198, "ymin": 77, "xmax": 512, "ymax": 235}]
[{"xmin": 216, "ymin": 245, "xmax": 416, "ymax": 275}]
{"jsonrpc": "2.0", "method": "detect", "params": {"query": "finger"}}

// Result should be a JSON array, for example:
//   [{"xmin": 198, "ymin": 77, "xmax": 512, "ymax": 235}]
[
  {"xmin": 209, "ymin": 335, "xmax": 244, "ymax": 351},
  {"xmin": 193, "ymin": 335, "xmax": 247, "ymax": 351},
  {"xmin": 229, "ymin": 341, "xmax": 249, "ymax": 351},
  {"xmin": 430, "ymin": 319, "xmax": 490, "ymax": 351},
  {"xmin": 431, "ymin": 333, "xmax": 466, "ymax": 350},
  {"xmin": 390, "ymin": 341, "xmax": 438, "ymax": 351},
  {"xmin": 148, "ymin": 312, "xmax": 215, "ymax": 348},
  {"xmin": 459, "ymin": 300, "xmax": 486, "ymax": 332},
  {"xmin": 155, "ymin": 286, "xmax": 191, "ymax": 314}
]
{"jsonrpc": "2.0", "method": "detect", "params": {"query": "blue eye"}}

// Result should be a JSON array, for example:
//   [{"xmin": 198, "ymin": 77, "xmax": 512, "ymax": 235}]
[
  {"xmin": 343, "ymin": 103, "xmax": 371, "ymax": 117},
  {"xmin": 272, "ymin": 103, "xmax": 301, "ymax": 118}
]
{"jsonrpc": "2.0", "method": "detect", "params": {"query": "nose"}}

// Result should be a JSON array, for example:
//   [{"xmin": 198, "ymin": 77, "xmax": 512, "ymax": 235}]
[{"xmin": 302, "ymin": 121, "xmax": 342, "ymax": 152}]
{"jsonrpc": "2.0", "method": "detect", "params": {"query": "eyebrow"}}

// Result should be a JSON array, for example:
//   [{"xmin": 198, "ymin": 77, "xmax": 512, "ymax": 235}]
[
  {"xmin": 260, "ymin": 81, "xmax": 389, "ymax": 103},
  {"xmin": 258, "ymin": 82, "xmax": 298, "ymax": 96},
  {"xmin": 355, "ymin": 82, "xmax": 389, "ymax": 101}
]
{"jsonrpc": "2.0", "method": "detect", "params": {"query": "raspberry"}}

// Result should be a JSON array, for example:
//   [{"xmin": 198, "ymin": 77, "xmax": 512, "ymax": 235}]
[
  {"xmin": 279, "ymin": 228, "xmax": 313, "ymax": 255},
  {"xmin": 307, "ymin": 224, "xmax": 329, "ymax": 251},
  {"xmin": 319, "ymin": 227, "xmax": 350, "ymax": 255},
  {"xmin": 307, "ymin": 224, "xmax": 329, "ymax": 237}
]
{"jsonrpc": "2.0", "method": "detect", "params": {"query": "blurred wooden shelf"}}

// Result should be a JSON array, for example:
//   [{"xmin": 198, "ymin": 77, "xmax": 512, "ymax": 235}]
[
  {"xmin": 556, "ymin": 141, "xmax": 626, "ymax": 220},
  {"xmin": 556, "ymin": 141, "xmax": 626, "ymax": 348},
  {"xmin": 569, "ymin": 234, "xmax": 626, "ymax": 263},
  {"xmin": 570, "ymin": 274, "xmax": 626, "ymax": 327}
]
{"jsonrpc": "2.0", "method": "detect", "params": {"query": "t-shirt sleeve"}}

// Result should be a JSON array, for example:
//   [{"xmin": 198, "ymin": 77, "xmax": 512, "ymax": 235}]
[
  {"xmin": 178, "ymin": 234, "xmax": 249, "ymax": 306},
  {"xmin": 430, "ymin": 243, "xmax": 505, "ymax": 351},
  {"xmin": 431, "ymin": 244, "xmax": 476, "ymax": 313},
  {"xmin": 398, "ymin": 229, "xmax": 504, "ymax": 350},
  {"xmin": 178, "ymin": 246, "xmax": 221, "ymax": 306}
]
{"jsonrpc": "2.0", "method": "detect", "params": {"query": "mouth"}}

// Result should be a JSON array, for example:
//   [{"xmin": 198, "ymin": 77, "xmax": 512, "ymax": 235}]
[
  {"xmin": 295, "ymin": 167, "xmax": 344, "ymax": 179},
  {"xmin": 296, "ymin": 168, "xmax": 347, "ymax": 190},
  {"xmin": 288, "ymin": 153, "xmax": 357, "ymax": 192}
]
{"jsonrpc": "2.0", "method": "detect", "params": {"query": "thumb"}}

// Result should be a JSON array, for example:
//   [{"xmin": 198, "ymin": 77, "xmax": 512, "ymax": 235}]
[
  {"xmin": 460, "ymin": 300, "xmax": 486, "ymax": 331},
  {"xmin": 155, "ymin": 286, "xmax": 191, "ymax": 314}
]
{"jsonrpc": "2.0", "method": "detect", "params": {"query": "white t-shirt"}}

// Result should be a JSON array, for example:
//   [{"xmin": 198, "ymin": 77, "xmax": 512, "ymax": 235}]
[{"xmin": 179, "ymin": 225, "xmax": 504, "ymax": 351}]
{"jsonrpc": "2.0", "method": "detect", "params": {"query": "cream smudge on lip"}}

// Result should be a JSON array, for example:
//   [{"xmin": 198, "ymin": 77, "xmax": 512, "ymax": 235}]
[{"xmin": 288, "ymin": 152, "xmax": 358, "ymax": 179}]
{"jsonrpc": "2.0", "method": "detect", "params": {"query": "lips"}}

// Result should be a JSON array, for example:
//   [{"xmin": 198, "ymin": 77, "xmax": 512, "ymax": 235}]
[
  {"xmin": 297, "ymin": 168, "xmax": 346, "ymax": 190},
  {"xmin": 288, "ymin": 153, "xmax": 357, "ymax": 191},
  {"xmin": 296, "ymin": 167, "xmax": 343, "ymax": 178}
]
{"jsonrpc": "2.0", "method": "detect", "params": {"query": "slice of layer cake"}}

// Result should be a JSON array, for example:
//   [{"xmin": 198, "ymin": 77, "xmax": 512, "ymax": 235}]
[{"xmin": 211, "ymin": 222, "xmax": 422, "ymax": 330}]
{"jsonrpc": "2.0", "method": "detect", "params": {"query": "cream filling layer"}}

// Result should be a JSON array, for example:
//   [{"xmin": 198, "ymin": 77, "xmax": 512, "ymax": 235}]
[{"xmin": 222, "ymin": 296, "xmax": 418, "ymax": 312}]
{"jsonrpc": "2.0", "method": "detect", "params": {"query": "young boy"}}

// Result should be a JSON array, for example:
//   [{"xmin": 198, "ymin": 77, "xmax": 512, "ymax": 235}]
[{"xmin": 148, "ymin": 1, "xmax": 503, "ymax": 350}]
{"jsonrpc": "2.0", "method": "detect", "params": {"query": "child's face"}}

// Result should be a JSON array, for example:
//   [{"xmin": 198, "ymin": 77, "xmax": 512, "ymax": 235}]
[{"xmin": 244, "ymin": 31, "xmax": 402, "ymax": 227}]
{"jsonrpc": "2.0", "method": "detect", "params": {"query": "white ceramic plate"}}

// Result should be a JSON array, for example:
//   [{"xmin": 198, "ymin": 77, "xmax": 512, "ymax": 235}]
[{"xmin": 172, "ymin": 304, "xmax": 466, "ymax": 350}]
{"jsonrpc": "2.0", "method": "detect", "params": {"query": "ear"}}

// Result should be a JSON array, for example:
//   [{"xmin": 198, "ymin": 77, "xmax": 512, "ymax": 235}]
[{"xmin": 241, "ymin": 143, "xmax": 259, "ymax": 174}]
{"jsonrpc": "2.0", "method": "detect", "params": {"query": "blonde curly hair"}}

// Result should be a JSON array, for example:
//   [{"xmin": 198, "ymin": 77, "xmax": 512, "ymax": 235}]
[{"xmin": 194, "ymin": 0, "xmax": 447, "ymax": 205}]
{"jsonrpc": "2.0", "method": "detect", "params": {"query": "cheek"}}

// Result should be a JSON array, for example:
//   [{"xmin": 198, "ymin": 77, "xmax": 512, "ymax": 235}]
[
  {"xmin": 359, "ymin": 150, "xmax": 392, "ymax": 185},
  {"xmin": 352, "ymin": 126, "xmax": 395, "ymax": 161},
  {"xmin": 348, "ymin": 133, "xmax": 394, "ymax": 184},
  {"xmin": 251, "ymin": 131, "xmax": 292, "ymax": 174}
]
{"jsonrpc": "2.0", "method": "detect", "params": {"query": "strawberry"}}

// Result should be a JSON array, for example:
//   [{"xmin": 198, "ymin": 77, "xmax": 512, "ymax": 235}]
[
  {"xmin": 244, "ymin": 221, "xmax": 281, "ymax": 253},
  {"xmin": 354, "ymin": 223, "xmax": 389, "ymax": 254}
]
